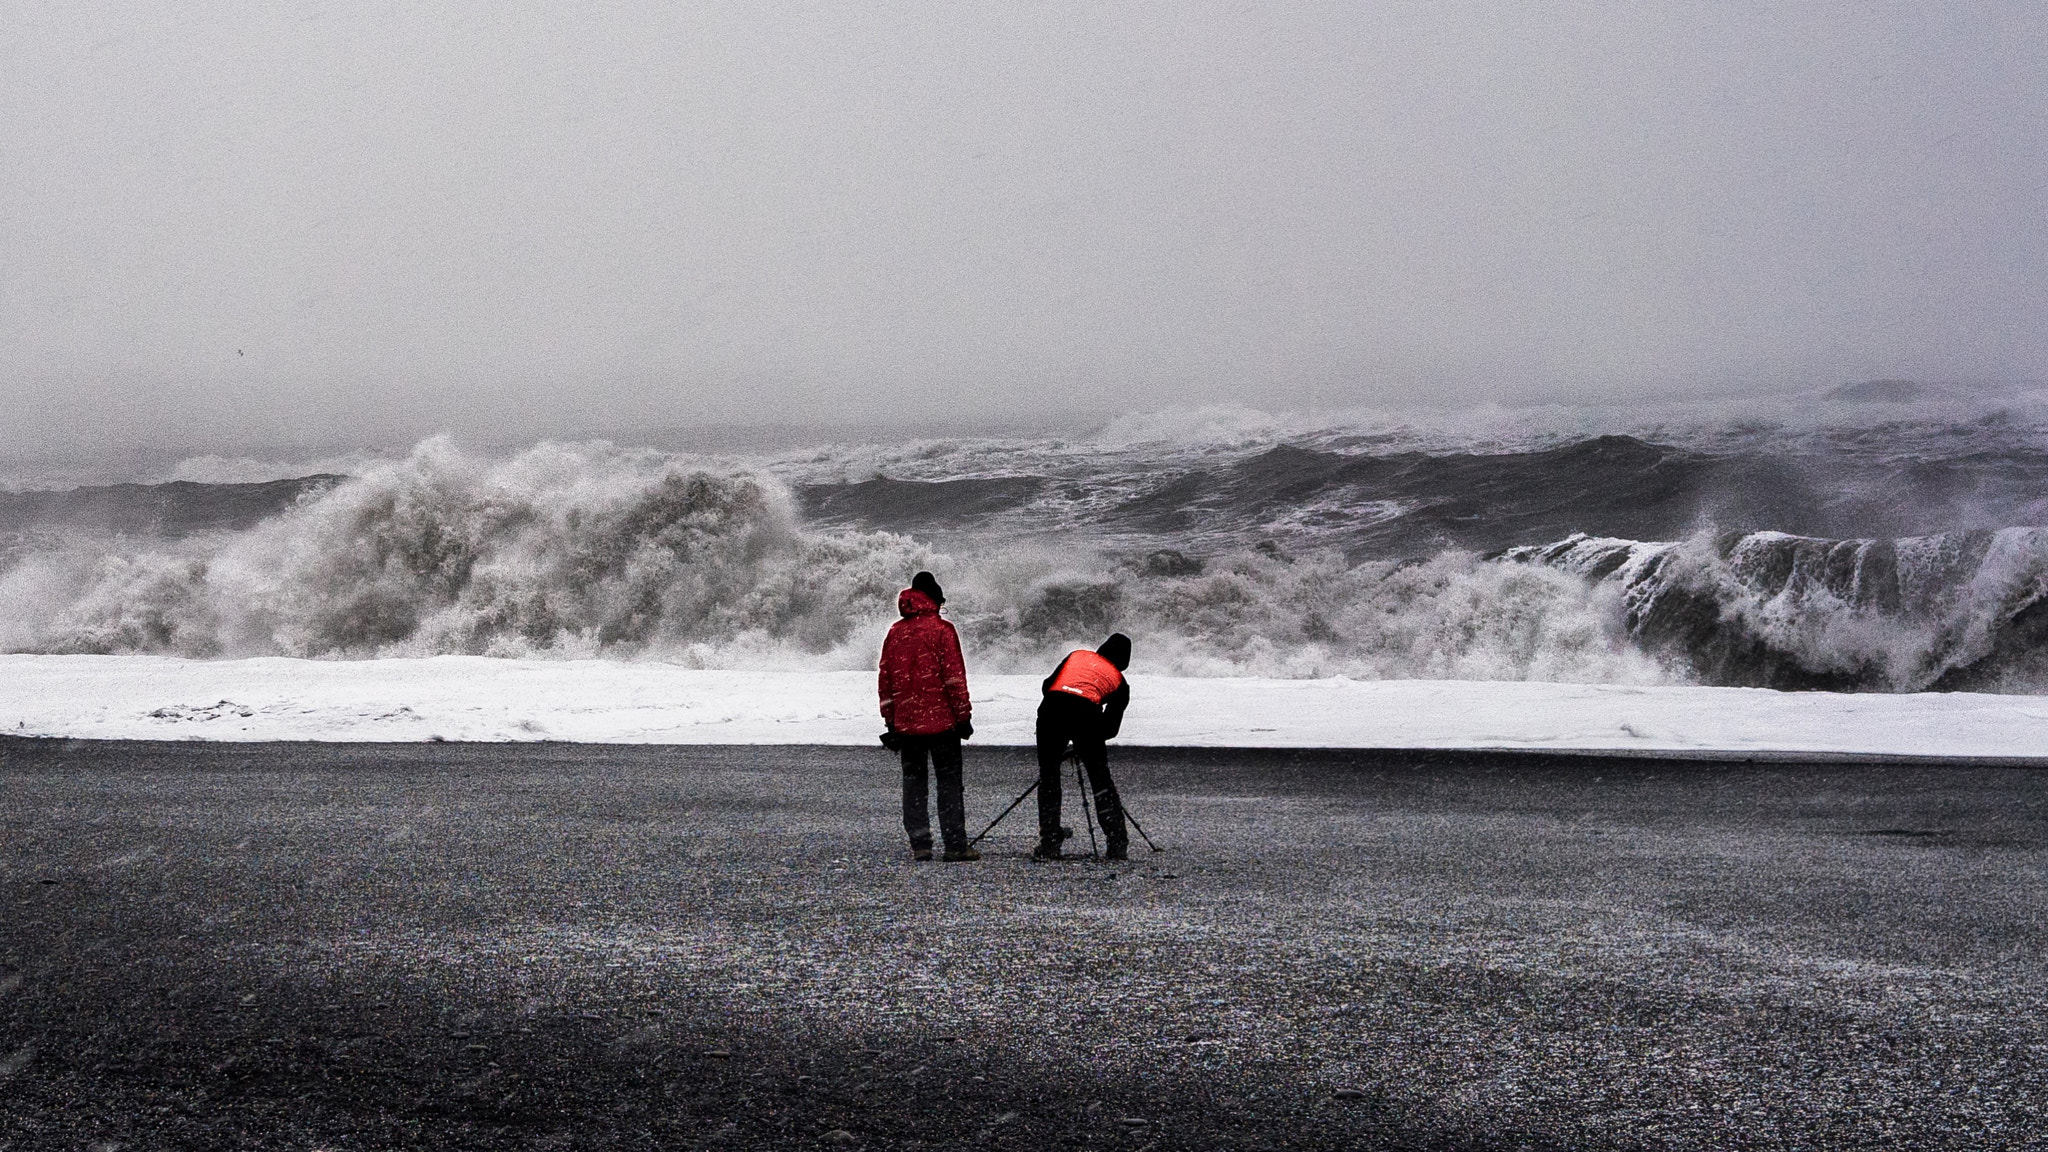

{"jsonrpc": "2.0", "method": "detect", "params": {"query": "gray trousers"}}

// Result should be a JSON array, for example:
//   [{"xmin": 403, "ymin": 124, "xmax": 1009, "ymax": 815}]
[{"xmin": 900, "ymin": 732, "xmax": 967, "ymax": 853}]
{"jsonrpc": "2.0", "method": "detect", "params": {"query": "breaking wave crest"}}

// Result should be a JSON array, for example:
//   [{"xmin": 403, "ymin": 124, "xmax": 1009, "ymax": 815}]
[
  {"xmin": 0, "ymin": 439, "xmax": 930, "ymax": 665},
  {"xmin": 5, "ymin": 434, "xmax": 2045, "ymax": 691},
  {"xmin": 1506, "ymin": 529, "xmax": 2048, "ymax": 692},
  {"xmin": 0, "ymin": 439, "xmax": 1659, "ymax": 681}
]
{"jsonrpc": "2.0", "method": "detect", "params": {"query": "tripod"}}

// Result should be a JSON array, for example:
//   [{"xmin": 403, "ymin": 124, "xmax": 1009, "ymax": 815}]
[{"xmin": 968, "ymin": 751, "xmax": 1162, "ymax": 855}]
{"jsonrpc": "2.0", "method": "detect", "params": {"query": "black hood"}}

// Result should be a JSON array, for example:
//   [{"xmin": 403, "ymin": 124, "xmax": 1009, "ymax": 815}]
[{"xmin": 1097, "ymin": 632, "xmax": 1131, "ymax": 670}]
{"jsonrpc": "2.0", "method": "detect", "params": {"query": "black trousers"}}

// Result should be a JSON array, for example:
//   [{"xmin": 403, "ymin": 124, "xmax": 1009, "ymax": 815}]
[
  {"xmin": 900, "ymin": 732, "xmax": 967, "ymax": 854},
  {"xmin": 1035, "ymin": 693, "xmax": 1126, "ymax": 849}
]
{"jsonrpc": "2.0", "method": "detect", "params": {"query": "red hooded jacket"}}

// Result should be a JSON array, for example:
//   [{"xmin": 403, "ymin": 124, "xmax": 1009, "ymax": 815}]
[{"xmin": 878, "ymin": 589, "xmax": 972, "ymax": 735}]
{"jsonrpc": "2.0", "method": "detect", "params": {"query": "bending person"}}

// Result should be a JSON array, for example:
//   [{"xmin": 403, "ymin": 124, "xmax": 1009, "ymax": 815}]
[
  {"xmin": 1034, "ymin": 632, "xmax": 1132, "ymax": 861},
  {"xmin": 878, "ymin": 571, "xmax": 978, "ymax": 862}
]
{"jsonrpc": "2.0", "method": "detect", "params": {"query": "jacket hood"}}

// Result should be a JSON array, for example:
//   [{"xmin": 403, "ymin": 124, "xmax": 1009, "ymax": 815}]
[
  {"xmin": 1097, "ymin": 632, "xmax": 1132, "ymax": 670},
  {"xmin": 897, "ymin": 589, "xmax": 939, "ymax": 618}
]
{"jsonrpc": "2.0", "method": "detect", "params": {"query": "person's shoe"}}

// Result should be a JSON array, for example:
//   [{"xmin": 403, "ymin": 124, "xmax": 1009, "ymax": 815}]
[
  {"xmin": 912, "ymin": 847, "xmax": 934, "ymax": 862},
  {"xmin": 1032, "ymin": 838, "xmax": 1065, "ymax": 860},
  {"xmin": 941, "ymin": 847, "xmax": 982, "ymax": 862},
  {"xmin": 1105, "ymin": 842, "xmax": 1129, "ymax": 862}
]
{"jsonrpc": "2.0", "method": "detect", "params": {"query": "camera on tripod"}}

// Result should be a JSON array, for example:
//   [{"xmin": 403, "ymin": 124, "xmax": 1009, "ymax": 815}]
[{"xmin": 969, "ymin": 751, "xmax": 1162, "ymax": 859}]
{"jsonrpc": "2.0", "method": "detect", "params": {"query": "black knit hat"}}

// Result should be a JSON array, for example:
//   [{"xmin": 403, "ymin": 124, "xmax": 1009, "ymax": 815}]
[
  {"xmin": 1098, "ymin": 632, "xmax": 1131, "ymax": 670},
  {"xmin": 910, "ymin": 571, "xmax": 945, "ymax": 606}
]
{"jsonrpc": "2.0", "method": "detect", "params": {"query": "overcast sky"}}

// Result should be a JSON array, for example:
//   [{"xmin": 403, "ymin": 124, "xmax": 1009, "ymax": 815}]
[{"xmin": 3, "ymin": 1, "xmax": 2044, "ymax": 458}]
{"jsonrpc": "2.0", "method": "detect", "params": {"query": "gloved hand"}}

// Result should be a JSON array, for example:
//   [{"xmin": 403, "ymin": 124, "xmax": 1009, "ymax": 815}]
[
  {"xmin": 953, "ymin": 721, "xmax": 974, "ymax": 741},
  {"xmin": 879, "ymin": 729, "xmax": 904, "ymax": 751}
]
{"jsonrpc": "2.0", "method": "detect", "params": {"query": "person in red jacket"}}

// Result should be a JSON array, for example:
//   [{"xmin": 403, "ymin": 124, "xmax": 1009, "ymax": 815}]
[{"xmin": 878, "ymin": 571, "xmax": 978, "ymax": 862}]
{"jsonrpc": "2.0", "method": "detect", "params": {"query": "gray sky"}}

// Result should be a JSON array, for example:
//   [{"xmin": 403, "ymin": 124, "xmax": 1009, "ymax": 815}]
[{"xmin": 3, "ymin": 1, "xmax": 2044, "ymax": 457}]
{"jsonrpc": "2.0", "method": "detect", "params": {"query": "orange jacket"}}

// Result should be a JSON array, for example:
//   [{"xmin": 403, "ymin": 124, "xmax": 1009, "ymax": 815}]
[
  {"xmin": 1040, "ymin": 649, "xmax": 1131, "ymax": 739},
  {"xmin": 1047, "ymin": 649, "xmax": 1124, "ymax": 704}
]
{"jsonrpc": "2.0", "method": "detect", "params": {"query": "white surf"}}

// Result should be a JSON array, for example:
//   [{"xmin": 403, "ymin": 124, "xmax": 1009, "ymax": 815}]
[{"xmin": 3, "ymin": 653, "xmax": 2042, "ymax": 761}]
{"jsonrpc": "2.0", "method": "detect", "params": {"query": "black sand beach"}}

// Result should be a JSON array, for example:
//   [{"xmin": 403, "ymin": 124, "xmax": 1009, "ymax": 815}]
[{"xmin": 4, "ymin": 739, "xmax": 2046, "ymax": 1149}]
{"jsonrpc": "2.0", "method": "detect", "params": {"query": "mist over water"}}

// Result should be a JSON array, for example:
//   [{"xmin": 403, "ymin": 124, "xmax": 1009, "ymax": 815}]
[{"xmin": 4, "ymin": 392, "xmax": 2047, "ymax": 692}]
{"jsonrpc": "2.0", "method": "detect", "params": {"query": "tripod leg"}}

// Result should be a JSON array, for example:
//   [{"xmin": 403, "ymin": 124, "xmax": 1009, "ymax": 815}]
[
  {"xmin": 968, "ymin": 780, "xmax": 1038, "ymax": 848},
  {"xmin": 1122, "ymin": 804, "xmax": 1163, "ymax": 853},
  {"xmin": 1074, "ymin": 753, "xmax": 1099, "ymax": 859}
]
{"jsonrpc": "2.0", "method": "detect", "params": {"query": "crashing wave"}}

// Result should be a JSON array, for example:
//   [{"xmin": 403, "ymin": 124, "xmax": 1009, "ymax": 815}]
[
  {"xmin": 0, "ymin": 439, "xmax": 1659, "ymax": 681},
  {"xmin": 1503, "ymin": 529, "xmax": 2048, "ymax": 692},
  {"xmin": 4, "ymin": 433, "xmax": 2046, "ymax": 692},
  {"xmin": 0, "ymin": 439, "xmax": 929, "ymax": 664}
]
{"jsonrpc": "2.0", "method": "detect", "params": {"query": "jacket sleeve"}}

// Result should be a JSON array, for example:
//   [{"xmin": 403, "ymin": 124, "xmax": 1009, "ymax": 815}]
[
  {"xmin": 939, "ymin": 621, "xmax": 971, "ymax": 724},
  {"xmin": 1100, "ymin": 681, "xmax": 1130, "ymax": 739},
  {"xmin": 877, "ymin": 631, "xmax": 898, "ymax": 727}
]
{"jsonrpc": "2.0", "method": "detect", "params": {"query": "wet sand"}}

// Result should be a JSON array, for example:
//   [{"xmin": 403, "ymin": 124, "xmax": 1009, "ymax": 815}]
[{"xmin": 4, "ymin": 738, "xmax": 2046, "ymax": 1149}]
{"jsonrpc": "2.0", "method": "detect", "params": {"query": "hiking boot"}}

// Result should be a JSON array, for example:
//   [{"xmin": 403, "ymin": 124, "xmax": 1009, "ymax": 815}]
[
  {"xmin": 912, "ymin": 847, "xmax": 934, "ymax": 862},
  {"xmin": 941, "ymin": 847, "xmax": 982, "ymax": 862},
  {"xmin": 1105, "ymin": 842, "xmax": 1128, "ymax": 862},
  {"xmin": 1032, "ymin": 839, "xmax": 1065, "ymax": 860}
]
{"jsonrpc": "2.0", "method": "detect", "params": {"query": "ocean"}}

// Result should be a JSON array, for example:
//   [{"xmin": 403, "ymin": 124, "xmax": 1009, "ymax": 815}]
[{"xmin": 5, "ymin": 383, "xmax": 2047, "ymax": 693}]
